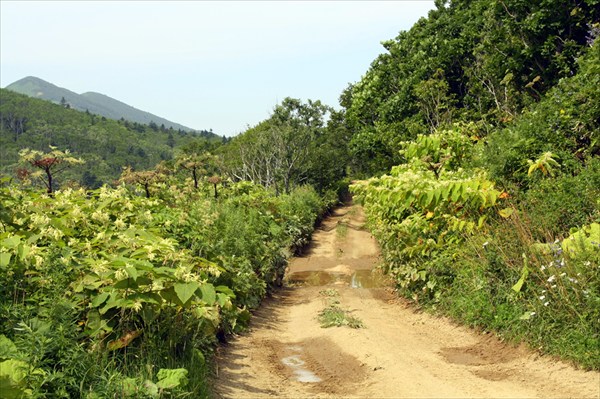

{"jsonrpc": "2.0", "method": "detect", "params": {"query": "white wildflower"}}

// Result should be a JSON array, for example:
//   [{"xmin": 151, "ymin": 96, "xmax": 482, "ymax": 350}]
[
  {"xmin": 207, "ymin": 265, "xmax": 222, "ymax": 277},
  {"xmin": 131, "ymin": 301, "xmax": 143, "ymax": 312},
  {"xmin": 92, "ymin": 261, "xmax": 109, "ymax": 274},
  {"xmin": 30, "ymin": 214, "xmax": 50, "ymax": 228},
  {"xmin": 98, "ymin": 185, "xmax": 110, "ymax": 199},
  {"xmin": 71, "ymin": 205, "xmax": 83, "ymax": 219},
  {"xmin": 114, "ymin": 218, "xmax": 126, "ymax": 230},
  {"xmin": 143, "ymin": 210, "xmax": 153, "ymax": 221},
  {"xmin": 547, "ymin": 275, "xmax": 556, "ymax": 283},
  {"xmin": 114, "ymin": 268, "xmax": 128, "ymax": 280},
  {"xmin": 47, "ymin": 228, "xmax": 62, "ymax": 241},
  {"xmin": 91, "ymin": 210, "xmax": 109, "ymax": 223}
]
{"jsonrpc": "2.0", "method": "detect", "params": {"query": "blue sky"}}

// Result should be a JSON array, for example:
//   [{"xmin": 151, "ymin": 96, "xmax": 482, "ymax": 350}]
[{"xmin": 1, "ymin": 1, "xmax": 435, "ymax": 136}]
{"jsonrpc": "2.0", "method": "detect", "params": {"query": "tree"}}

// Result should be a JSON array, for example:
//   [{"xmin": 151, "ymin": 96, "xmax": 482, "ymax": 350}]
[
  {"xmin": 119, "ymin": 163, "xmax": 169, "ymax": 198},
  {"xmin": 220, "ymin": 98, "xmax": 332, "ymax": 194},
  {"xmin": 174, "ymin": 141, "xmax": 220, "ymax": 189},
  {"xmin": 207, "ymin": 175, "xmax": 222, "ymax": 198},
  {"xmin": 19, "ymin": 146, "xmax": 85, "ymax": 194},
  {"xmin": 81, "ymin": 170, "xmax": 102, "ymax": 189},
  {"xmin": 220, "ymin": 121, "xmax": 279, "ymax": 189},
  {"xmin": 1, "ymin": 112, "xmax": 28, "ymax": 141},
  {"xmin": 269, "ymin": 98, "xmax": 332, "ymax": 193},
  {"xmin": 340, "ymin": 0, "xmax": 599, "ymax": 175},
  {"xmin": 60, "ymin": 97, "xmax": 70, "ymax": 109},
  {"xmin": 305, "ymin": 110, "xmax": 351, "ymax": 191},
  {"xmin": 167, "ymin": 132, "xmax": 175, "ymax": 148},
  {"xmin": 414, "ymin": 69, "xmax": 455, "ymax": 130}
]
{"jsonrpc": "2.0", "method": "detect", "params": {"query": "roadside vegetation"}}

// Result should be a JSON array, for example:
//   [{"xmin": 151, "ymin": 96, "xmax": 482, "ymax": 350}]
[
  {"xmin": 1, "ymin": 0, "xmax": 598, "ymax": 396},
  {"xmin": 0, "ymin": 170, "xmax": 335, "ymax": 396},
  {"xmin": 351, "ymin": 26, "xmax": 600, "ymax": 370}
]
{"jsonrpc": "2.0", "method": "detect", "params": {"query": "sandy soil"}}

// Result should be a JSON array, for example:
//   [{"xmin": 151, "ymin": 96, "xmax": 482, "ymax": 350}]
[{"xmin": 212, "ymin": 205, "xmax": 600, "ymax": 398}]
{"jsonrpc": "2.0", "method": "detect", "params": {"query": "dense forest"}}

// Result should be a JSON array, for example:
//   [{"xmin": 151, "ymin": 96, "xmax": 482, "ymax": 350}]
[
  {"xmin": 0, "ymin": 89, "xmax": 224, "ymax": 189},
  {"xmin": 0, "ymin": 0, "xmax": 598, "ymax": 396}
]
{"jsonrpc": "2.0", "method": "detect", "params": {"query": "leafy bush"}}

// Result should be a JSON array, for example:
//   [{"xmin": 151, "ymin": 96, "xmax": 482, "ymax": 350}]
[
  {"xmin": 485, "ymin": 42, "xmax": 600, "ymax": 187},
  {"xmin": 352, "ymin": 125, "xmax": 506, "ymax": 300},
  {"xmin": 523, "ymin": 157, "xmax": 600, "ymax": 239},
  {"xmin": 353, "ymin": 122, "xmax": 599, "ymax": 370},
  {"xmin": 0, "ymin": 178, "xmax": 328, "ymax": 396}
]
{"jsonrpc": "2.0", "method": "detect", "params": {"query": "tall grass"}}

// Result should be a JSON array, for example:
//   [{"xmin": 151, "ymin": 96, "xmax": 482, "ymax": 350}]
[{"xmin": 437, "ymin": 203, "xmax": 599, "ymax": 369}]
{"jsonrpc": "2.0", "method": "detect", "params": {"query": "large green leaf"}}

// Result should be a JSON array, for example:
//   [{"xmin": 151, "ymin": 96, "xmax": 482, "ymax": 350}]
[
  {"xmin": 173, "ymin": 282, "xmax": 200, "ymax": 306},
  {"xmin": 125, "ymin": 265, "xmax": 138, "ymax": 281},
  {"xmin": 90, "ymin": 292, "xmax": 110, "ymax": 308},
  {"xmin": 200, "ymin": 284, "xmax": 216, "ymax": 305},
  {"xmin": 113, "ymin": 278, "xmax": 139, "ymax": 290},
  {"xmin": 215, "ymin": 285, "xmax": 236, "ymax": 299},
  {"xmin": 1, "ymin": 236, "xmax": 21, "ymax": 249},
  {"xmin": 0, "ymin": 359, "xmax": 43, "ymax": 398},
  {"xmin": 498, "ymin": 208, "xmax": 514, "ymax": 218},
  {"xmin": 121, "ymin": 377, "xmax": 140, "ymax": 396},
  {"xmin": 99, "ymin": 293, "xmax": 124, "ymax": 314},
  {"xmin": 156, "ymin": 368, "xmax": 188, "ymax": 389},
  {"xmin": 0, "ymin": 336, "xmax": 19, "ymax": 361},
  {"xmin": 0, "ymin": 253, "xmax": 12, "ymax": 268}
]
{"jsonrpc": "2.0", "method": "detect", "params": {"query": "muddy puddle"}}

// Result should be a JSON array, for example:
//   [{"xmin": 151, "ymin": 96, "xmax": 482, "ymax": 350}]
[
  {"xmin": 281, "ymin": 354, "xmax": 322, "ymax": 383},
  {"xmin": 286, "ymin": 269, "xmax": 387, "ymax": 288}
]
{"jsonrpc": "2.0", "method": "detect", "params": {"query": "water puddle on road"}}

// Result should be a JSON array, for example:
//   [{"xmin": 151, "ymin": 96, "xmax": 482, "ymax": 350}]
[
  {"xmin": 281, "ymin": 347, "xmax": 322, "ymax": 383},
  {"xmin": 286, "ymin": 269, "xmax": 386, "ymax": 288}
]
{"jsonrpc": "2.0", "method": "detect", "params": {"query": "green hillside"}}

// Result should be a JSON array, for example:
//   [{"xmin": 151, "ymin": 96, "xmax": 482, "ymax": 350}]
[
  {"xmin": 5, "ymin": 76, "xmax": 202, "ymax": 133},
  {"xmin": 0, "ymin": 88, "xmax": 224, "ymax": 188}
]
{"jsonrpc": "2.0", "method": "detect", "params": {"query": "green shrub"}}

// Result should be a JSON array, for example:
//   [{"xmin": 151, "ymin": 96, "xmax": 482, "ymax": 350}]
[
  {"xmin": 354, "ymin": 121, "xmax": 599, "ymax": 370},
  {"xmin": 0, "ymin": 179, "xmax": 327, "ymax": 396},
  {"xmin": 485, "ymin": 43, "xmax": 600, "ymax": 187},
  {"xmin": 523, "ymin": 157, "xmax": 600, "ymax": 239}
]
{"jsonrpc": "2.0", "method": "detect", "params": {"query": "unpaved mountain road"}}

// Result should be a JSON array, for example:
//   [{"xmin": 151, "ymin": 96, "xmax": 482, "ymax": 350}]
[{"xmin": 212, "ymin": 205, "xmax": 600, "ymax": 398}]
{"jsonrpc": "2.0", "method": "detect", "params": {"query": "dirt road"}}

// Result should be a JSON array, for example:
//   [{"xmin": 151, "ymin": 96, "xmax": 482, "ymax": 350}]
[{"xmin": 213, "ymin": 205, "xmax": 600, "ymax": 398}]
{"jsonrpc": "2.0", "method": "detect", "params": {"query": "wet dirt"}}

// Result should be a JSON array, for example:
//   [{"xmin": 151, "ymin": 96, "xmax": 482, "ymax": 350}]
[{"xmin": 212, "ymin": 204, "xmax": 600, "ymax": 398}]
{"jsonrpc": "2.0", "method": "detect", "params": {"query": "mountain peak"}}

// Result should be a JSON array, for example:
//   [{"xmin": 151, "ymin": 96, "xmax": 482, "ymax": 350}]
[{"xmin": 5, "ymin": 76, "xmax": 197, "ymax": 132}]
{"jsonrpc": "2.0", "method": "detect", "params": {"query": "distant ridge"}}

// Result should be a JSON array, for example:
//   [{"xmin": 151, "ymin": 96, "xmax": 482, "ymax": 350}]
[{"xmin": 5, "ymin": 76, "xmax": 198, "ymax": 133}]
